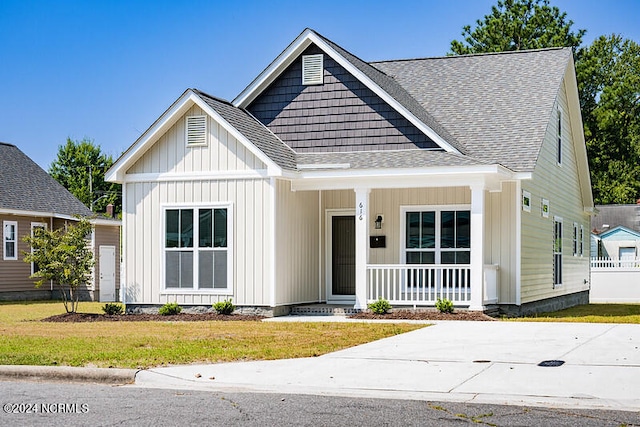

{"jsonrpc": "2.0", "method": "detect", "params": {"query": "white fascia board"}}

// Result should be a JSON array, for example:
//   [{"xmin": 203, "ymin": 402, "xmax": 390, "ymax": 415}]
[
  {"xmin": 234, "ymin": 29, "xmax": 315, "ymax": 107},
  {"xmin": 106, "ymin": 89, "xmax": 196, "ymax": 183},
  {"xmin": 90, "ymin": 218, "xmax": 122, "ymax": 226},
  {"xmin": 0, "ymin": 208, "xmax": 80, "ymax": 221},
  {"xmin": 190, "ymin": 95, "xmax": 283, "ymax": 177},
  {"xmin": 289, "ymin": 164, "xmax": 514, "ymax": 191},
  {"xmin": 123, "ymin": 170, "xmax": 269, "ymax": 183},
  {"xmin": 234, "ymin": 30, "xmax": 459, "ymax": 154}
]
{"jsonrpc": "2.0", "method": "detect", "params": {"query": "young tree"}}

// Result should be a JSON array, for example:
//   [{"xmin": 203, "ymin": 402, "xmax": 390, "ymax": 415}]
[
  {"xmin": 23, "ymin": 219, "xmax": 95, "ymax": 314},
  {"xmin": 576, "ymin": 35, "xmax": 640, "ymax": 204},
  {"xmin": 450, "ymin": 0, "xmax": 585, "ymax": 54},
  {"xmin": 49, "ymin": 138, "xmax": 121, "ymax": 214}
]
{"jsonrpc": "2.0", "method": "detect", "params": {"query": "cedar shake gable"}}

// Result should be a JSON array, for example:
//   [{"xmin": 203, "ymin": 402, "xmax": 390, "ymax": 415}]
[{"xmin": 248, "ymin": 44, "xmax": 440, "ymax": 153}]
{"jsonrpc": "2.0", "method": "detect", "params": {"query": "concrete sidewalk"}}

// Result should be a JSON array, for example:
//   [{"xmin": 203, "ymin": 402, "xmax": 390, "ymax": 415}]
[{"xmin": 134, "ymin": 320, "xmax": 640, "ymax": 411}]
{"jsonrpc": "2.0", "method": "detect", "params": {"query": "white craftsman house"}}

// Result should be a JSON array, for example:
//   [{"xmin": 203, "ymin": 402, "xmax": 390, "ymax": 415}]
[{"xmin": 106, "ymin": 29, "xmax": 593, "ymax": 315}]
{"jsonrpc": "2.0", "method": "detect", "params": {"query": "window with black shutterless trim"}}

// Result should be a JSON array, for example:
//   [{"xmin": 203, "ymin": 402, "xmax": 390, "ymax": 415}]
[{"xmin": 164, "ymin": 207, "xmax": 228, "ymax": 290}]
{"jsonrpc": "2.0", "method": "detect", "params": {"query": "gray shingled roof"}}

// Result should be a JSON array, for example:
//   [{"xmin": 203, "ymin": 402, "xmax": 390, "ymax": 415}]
[
  {"xmin": 297, "ymin": 149, "xmax": 491, "ymax": 170},
  {"xmin": 371, "ymin": 48, "xmax": 571, "ymax": 172},
  {"xmin": 193, "ymin": 90, "xmax": 298, "ymax": 171},
  {"xmin": 592, "ymin": 205, "xmax": 640, "ymax": 234},
  {"xmin": 0, "ymin": 142, "xmax": 93, "ymax": 217}
]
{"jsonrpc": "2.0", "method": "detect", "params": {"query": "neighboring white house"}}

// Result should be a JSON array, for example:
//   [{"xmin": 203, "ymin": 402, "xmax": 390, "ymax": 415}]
[{"xmin": 106, "ymin": 29, "xmax": 593, "ymax": 316}]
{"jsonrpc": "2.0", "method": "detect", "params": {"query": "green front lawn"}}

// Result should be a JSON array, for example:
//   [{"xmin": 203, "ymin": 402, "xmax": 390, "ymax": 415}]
[
  {"xmin": 0, "ymin": 301, "xmax": 424, "ymax": 369},
  {"xmin": 514, "ymin": 303, "xmax": 640, "ymax": 324}
]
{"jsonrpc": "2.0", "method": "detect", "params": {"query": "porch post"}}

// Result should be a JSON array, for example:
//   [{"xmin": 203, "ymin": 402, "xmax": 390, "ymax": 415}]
[
  {"xmin": 354, "ymin": 187, "xmax": 370, "ymax": 310},
  {"xmin": 469, "ymin": 184, "xmax": 486, "ymax": 311}
]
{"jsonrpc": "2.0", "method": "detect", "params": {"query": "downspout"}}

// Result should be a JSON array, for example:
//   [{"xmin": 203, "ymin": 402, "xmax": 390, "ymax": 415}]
[
  {"xmin": 49, "ymin": 216, "xmax": 54, "ymax": 291},
  {"xmin": 318, "ymin": 190, "xmax": 322, "ymax": 302}
]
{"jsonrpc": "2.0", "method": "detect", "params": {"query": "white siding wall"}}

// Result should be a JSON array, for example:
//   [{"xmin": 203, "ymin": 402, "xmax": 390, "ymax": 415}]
[
  {"xmin": 274, "ymin": 180, "xmax": 320, "ymax": 305},
  {"xmin": 520, "ymin": 78, "xmax": 590, "ymax": 303},
  {"xmin": 123, "ymin": 105, "xmax": 273, "ymax": 306}
]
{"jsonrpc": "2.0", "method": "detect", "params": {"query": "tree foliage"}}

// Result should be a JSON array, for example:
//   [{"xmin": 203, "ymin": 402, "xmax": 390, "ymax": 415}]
[
  {"xmin": 450, "ymin": 0, "xmax": 585, "ymax": 54},
  {"xmin": 49, "ymin": 138, "xmax": 121, "ymax": 214},
  {"xmin": 576, "ymin": 35, "xmax": 640, "ymax": 204},
  {"xmin": 23, "ymin": 219, "xmax": 95, "ymax": 314}
]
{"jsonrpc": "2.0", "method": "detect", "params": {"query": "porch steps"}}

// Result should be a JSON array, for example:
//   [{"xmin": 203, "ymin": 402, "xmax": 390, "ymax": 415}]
[{"xmin": 289, "ymin": 304, "xmax": 360, "ymax": 316}]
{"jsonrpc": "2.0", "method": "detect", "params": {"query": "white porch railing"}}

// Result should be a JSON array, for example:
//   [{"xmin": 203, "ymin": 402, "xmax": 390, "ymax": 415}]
[
  {"xmin": 367, "ymin": 264, "xmax": 472, "ymax": 306},
  {"xmin": 591, "ymin": 257, "xmax": 640, "ymax": 269}
]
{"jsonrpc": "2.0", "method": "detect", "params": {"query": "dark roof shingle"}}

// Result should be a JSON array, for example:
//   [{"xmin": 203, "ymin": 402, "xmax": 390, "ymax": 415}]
[{"xmin": 0, "ymin": 142, "xmax": 93, "ymax": 217}]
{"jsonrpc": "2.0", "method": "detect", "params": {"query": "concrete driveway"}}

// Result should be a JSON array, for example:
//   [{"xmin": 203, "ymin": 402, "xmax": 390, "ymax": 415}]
[{"xmin": 134, "ymin": 320, "xmax": 640, "ymax": 411}]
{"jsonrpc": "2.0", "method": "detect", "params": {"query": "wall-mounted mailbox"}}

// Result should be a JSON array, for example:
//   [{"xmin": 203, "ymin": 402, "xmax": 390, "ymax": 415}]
[{"xmin": 370, "ymin": 235, "xmax": 386, "ymax": 248}]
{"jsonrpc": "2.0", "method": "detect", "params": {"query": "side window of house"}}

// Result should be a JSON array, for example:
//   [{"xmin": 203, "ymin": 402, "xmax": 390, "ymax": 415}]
[
  {"xmin": 553, "ymin": 218, "xmax": 563, "ymax": 287},
  {"xmin": 405, "ymin": 209, "xmax": 470, "ymax": 264},
  {"xmin": 557, "ymin": 108, "xmax": 562, "ymax": 165},
  {"xmin": 165, "ymin": 207, "xmax": 229, "ymax": 290},
  {"xmin": 3, "ymin": 221, "xmax": 18, "ymax": 261},
  {"xmin": 572, "ymin": 223, "xmax": 578, "ymax": 257}
]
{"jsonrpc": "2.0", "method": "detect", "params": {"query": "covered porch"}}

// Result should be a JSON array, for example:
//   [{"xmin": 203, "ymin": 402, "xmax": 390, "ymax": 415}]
[{"xmin": 290, "ymin": 163, "xmax": 515, "ymax": 312}]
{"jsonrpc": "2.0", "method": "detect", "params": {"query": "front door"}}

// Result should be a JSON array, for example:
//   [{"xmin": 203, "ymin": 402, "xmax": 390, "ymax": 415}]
[
  {"xmin": 329, "ymin": 215, "xmax": 355, "ymax": 302},
  {"xmin": 99, "ymin": 245, "xmax": 116, "ymax": 302}
]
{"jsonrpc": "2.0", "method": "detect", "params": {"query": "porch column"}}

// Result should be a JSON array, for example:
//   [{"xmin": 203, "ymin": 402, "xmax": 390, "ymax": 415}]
[
  {"xmin": 354, "ymin": 187, "xmax": 371, "ymax": 309},
  {"xmin": 469, "ymin": 184, "xmax": 486, "ymax": 311}
]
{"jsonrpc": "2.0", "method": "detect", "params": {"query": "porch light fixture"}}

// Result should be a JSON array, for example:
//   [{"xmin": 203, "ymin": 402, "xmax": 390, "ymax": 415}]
[{"xmin": 375, "ymin": 215, "xmax": 383, "ymax": 229}]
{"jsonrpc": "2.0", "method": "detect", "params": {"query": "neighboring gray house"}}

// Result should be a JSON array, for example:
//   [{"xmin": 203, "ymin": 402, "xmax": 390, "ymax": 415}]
[
  {"xmin": 107, "ymin": 29, "xmax": 593, "ymax": 316},
  {"xmin": 0, "ymin": 142, "xmax": 121, "ymax": 301}
]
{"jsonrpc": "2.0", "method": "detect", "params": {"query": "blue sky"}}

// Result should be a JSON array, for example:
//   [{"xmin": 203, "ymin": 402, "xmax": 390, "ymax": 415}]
[{"xmin": 1, "ymin": 0, "xmax": 639, "ymax": 170}]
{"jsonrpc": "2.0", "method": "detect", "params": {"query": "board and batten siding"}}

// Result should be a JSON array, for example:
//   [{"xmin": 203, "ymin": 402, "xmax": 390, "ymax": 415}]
[
  {"xmin": 520, "ymin": 76, "xmax": 590, "ymax": 304},
  {"xmin": 274, "ymin": 179, "xmax": 320, "ymax": 305},
  {"xmin": 127, "ymin": 105, "xmax": 264, "ymax": 174},
  {"xmin": 123, "ymin": 105, "xmax": 273, "ymax": 306}
]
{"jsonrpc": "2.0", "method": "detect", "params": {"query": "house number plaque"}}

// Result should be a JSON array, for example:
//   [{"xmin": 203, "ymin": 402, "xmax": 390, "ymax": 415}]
[{"xmin": 358, "ymin": 202, "xmax": 364, "ymax": 220}]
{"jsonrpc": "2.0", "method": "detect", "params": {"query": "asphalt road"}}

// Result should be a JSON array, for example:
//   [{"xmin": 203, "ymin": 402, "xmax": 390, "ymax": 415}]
[{"xmin": 1, "ymin": 380, "xmax": 639, "ymax": 426}]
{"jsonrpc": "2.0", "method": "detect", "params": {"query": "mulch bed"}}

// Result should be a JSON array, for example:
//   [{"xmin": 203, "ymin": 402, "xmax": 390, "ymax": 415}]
[
  {"xmin": 42, "ymin": 313, "xmax": 265, "ymax": 322},
  {"xmin": 349, "ymin": 310, "xmax": 497, "ymax": 321},
  {"xmin": 42, "ymin": 310, "xmax": 497, "ymax": 322}
]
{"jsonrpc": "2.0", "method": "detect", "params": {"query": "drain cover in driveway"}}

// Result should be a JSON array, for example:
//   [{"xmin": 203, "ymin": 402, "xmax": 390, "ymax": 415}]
[{"xmin": 538, "ymin": 360, "xmax": 565, "ymax": 367}]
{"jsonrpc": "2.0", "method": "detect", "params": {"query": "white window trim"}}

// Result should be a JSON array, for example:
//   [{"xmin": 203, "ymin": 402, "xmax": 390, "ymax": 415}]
[
  {"xmin": 185, "ymin": 115, "xmax": 208, "ymax": 146},
  {"xmin": 541, "ymin": 198, "xmax": 550, "ymax": 218},
  {"xmin": 399, "ymin": 204, "xmax": 471, "ymax": 265},
  {"xmin": 3, "ymin": 220, "xmax": 18, "ymax": 261},
  {"xmin": 30, "ymin": 222, "xmax": 47, "ymax": 275},
  {"xmin": 522, "ymin": 190, "xmax": 531, "ymax": 213},
  {"xmin": 161, "ymin": 203, "xmax": 233, "ymax": 295}
]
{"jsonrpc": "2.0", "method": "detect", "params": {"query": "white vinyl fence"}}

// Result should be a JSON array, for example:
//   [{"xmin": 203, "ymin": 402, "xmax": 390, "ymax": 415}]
[{"xmin": 590, "ymin": 257, "xmax": 640, "ymax": 303}]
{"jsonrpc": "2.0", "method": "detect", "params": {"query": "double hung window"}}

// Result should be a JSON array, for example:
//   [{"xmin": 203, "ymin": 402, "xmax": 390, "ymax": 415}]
[
  {"xmin": 553, "ymin": 218, "xmax": 563, "ymax": 287},
  {"xmin": 404, "ymin": 208, "xmax": 470, "ymax": 265},
  {"xmin": 165, "ymin": 207, "xmax": 230, "ymax": 291},
  {"xmin": 3, "ymin": 221, "xmax": 17, "ymax": 261}
]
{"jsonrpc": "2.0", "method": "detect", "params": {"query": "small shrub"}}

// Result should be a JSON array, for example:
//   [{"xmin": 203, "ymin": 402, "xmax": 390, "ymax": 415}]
[
  {"xmin": 368, "ymin": 297, "xmax": 392, "ymax": 315},
  {"xmin": 213, "ymin": 299, "xmax": 236, "ymax": 315},
  {"xmin": 435, "ymin": 298, "xmax": 454, "ymax": 314},
  {"xmin": 158, "ymin": 302, "xmax": 182, "ymax": 316},
  {"xmin": 101, "ymin": 302, "xmax": 124, "ymax": 316}
]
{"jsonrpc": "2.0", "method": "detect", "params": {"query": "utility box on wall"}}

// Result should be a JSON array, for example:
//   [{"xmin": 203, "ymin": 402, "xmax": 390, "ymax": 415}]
[{"xmin": 370, "ymin": 236, "xmax": 386, "ymax": 248}]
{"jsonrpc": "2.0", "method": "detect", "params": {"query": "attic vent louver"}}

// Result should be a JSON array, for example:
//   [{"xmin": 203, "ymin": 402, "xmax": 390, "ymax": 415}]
[
  {"xmin": 302, "ymin": 54, "xmax": 323, "ymax": 85},
  {"xmin": 186, "ymin": 115, "xmax": 207, "ymax": 145}
]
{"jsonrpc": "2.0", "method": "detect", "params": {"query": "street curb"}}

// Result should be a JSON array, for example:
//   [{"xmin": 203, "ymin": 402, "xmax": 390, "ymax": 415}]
[{"xmin": 0, "ymin": 365, "xmax": 139, "ymax": 385}]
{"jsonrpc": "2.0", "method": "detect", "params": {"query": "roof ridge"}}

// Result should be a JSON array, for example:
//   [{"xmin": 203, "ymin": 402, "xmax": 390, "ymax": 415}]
[
  {"xmin": 190, "ymin": 88, "xmax": 234, "ymax": 107},
  {"xmin": 370, "ymin": 46, "xmax": 570, "ymax": 64},
  {"xmin": 0, "ymin": 141, "xmax": 16, "ymax": 147}
]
